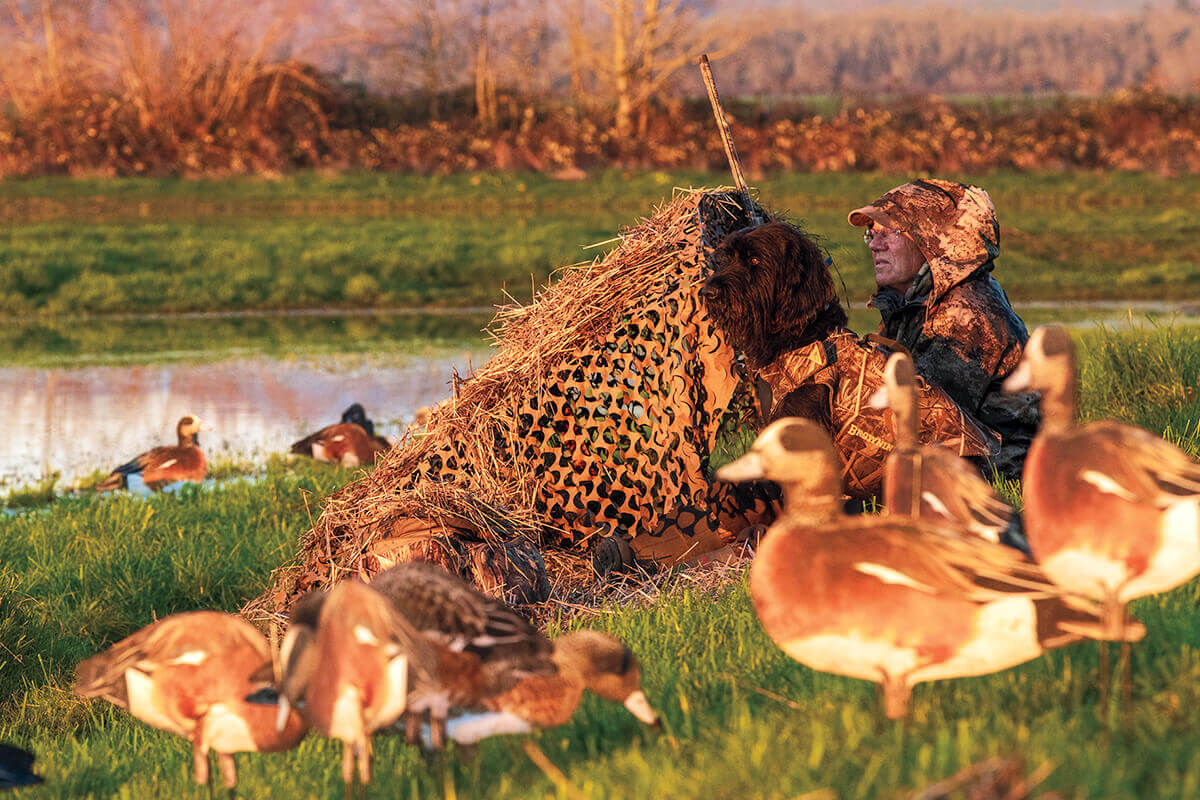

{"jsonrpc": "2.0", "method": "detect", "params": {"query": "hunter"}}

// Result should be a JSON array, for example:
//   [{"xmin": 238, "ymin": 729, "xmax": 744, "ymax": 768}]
[{"xmin": 849, "ymin": 178, "xmax": 1040, "ymax": 479}]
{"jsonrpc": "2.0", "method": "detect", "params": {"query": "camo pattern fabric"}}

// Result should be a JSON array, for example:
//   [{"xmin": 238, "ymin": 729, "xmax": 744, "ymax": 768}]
[
  {"xmin": 849, "ymin": 178, "xmax": 1040, "ymax": 480},
  {"xmin": 514, "ymin": 194, "xmax": 773, "ymax": 554},
  {"xmin": 757, "ymin": 328, "xmax": 999, "ymax": 498},
  {"xmin": 372, "ymin": 193, "xmax": 770, "ymax": 575}
]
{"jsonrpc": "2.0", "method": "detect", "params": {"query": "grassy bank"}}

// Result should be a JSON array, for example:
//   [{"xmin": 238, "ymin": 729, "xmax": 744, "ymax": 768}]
[
  {"xmin": 2, "ymin": 170, "xmax": 1198, "ymax": 318},
  {"xmin": 0, "ymin": 310, "xmax": 494, "ymax": 369},
  {"xmin": 1, "ymin": 326, "xmax": 1197, "ymax": 797}
]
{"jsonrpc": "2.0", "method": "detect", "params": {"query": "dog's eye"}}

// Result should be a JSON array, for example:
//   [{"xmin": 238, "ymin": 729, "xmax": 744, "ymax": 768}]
[{"xmin": 750, "ymin": 257, "xmax": 760, "ymax": 266}]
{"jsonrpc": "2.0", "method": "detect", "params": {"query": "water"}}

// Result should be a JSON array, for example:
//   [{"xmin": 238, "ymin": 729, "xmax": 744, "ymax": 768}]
[
  {"xmin": 1, "ymin": 349, "xmax": 487, "ymax": 489},
  {"xmin": 3, "ymin": 303, "xmax": 1197, "ymax": 491}
]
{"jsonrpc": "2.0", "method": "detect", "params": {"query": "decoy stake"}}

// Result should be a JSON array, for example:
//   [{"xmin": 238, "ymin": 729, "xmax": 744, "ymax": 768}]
[{"xmin": 698, "ymin": 54, "xmax": 761, "ymax": 226}]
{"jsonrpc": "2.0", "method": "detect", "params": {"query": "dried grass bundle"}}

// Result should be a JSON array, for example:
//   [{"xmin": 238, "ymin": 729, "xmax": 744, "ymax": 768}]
[{"xmin": 246, "ymin": 188, "xmax": 766, "ymax": 626}]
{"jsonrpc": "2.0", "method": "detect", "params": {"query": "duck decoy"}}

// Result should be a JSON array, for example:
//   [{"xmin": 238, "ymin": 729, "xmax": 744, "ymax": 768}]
[
  {"xmin": 1004, "ymin": 325, "xmax": 1200, "ymax": 635},
  {"xmin": 367, "ymin": 562, "xmax": 556, "ymax": 748},
  {"xmin": 73, "ymin": 611, "xmax": 308, "ymax": 793},
  {"xmin": 274, "ymin": 581, "xmax": 438, "ymax": 799},
  {"xmin": 869, "ymin": 351, "xmax": 1029, "ymax": 554},
  {"xmin": 289, "ymin": 404, "xmax": 390, "ymax": 468},
  {"xmin": 431, "ymin": 628, "xmax": 660, "ymax": 745},
  {"xmin": 1004, "ymin": 325, "xmax": 1200, "ymax": 711},
  {"xmin": 0, "ymin": 743, "xmax": 43, "ymax": 789},
  {"xmin": 95, "ymin": 415, "xmax": 207, "ymax": 492},
  {"xmin": 716, "ymin": 417, "xmax": 1143, "ymax": 719}
]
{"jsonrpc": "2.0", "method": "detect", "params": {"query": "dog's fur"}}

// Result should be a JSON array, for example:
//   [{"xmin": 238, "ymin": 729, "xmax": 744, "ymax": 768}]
[{"xmin": 701, "ymin": 222, "xmax": 848, "ymax": 370}]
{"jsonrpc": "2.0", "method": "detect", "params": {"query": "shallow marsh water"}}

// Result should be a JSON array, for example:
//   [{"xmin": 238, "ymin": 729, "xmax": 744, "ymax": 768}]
[
  {"xmin": 2, "ymin": 304, "xmax": 1196, "ymax": 489},
  {"xmin": 0, "ymin": 311, "xmax": 494, "ymax": 488}
]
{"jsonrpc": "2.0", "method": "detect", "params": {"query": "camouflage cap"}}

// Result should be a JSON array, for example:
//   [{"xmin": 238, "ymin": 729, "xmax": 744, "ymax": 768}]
[{"xmin": 849, "ymin": 178, "xmax": 1000, "ymax": 303}]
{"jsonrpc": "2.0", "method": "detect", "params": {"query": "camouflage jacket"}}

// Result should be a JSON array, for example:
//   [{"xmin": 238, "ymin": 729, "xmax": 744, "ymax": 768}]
[
  {"xmin": 854, "ymin": 180, "xmax": 1040, "ymax": 480},
  {"xmin": 758, "ymin": 328, "xmax": 998, "ymax": 498}
]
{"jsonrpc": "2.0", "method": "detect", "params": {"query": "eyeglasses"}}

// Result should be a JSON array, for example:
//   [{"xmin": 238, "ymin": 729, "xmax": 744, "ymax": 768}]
[{"xmin": 863, "ymin": 226, "xmax": 907, "ymax": 246}]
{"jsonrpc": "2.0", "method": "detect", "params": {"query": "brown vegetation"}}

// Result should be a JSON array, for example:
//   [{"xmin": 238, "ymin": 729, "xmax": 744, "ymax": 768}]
[
  {"xmin": 3, "ymin": 87, "xmax": 1199, "ymax": 177},
  {"xmin": 2, "ymin": 2, "xmax": 1200, "ymax": 177}
]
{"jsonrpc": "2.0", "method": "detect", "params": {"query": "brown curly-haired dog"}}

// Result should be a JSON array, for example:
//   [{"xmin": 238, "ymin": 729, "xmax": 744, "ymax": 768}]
[{"xmin": 700, "ymin": 222, "xmax": 848, "ymax": 371}]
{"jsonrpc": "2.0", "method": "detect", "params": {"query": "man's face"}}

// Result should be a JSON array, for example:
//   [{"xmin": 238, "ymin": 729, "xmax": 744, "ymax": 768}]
[{"xmin": 866, "ymin": 224, "xmax": 924, "ymax": 294}]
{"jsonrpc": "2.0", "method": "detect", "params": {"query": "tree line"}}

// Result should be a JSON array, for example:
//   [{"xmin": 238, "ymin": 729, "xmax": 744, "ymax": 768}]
[{"xmin": 1, "ymin": 1, "xmax": 1198, "ymax": 177}]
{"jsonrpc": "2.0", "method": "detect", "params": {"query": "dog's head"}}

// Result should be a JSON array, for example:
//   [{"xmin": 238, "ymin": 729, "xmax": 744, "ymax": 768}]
[{"xmin": 700, "ymin": 222, "xmax": 847, "ymax": 369}]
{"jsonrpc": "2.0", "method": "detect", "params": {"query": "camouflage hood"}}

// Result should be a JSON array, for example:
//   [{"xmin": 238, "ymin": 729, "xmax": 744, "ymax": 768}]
[{"xmin": 848, "ymin": 178, "xmax": 1001, "ymax": 305}]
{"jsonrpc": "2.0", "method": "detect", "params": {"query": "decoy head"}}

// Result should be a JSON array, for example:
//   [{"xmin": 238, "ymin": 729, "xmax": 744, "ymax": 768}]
[
  {"xmin": 1003, "ymin": 325, "xmax": 1075, "ymax": 395},
  {"xmin": 867, "ymin": 352, "xmax": 919, "ymax": 445},
  {"xmin": 341, "ymin": 403, "xmax": 375, "ymax": 435},
  {"xmin": 176, "ymin": 414, "xmax": 207, "ymax": 446},
  {"xmin": 716, "ymin": 417, "xmax": 843, "ymax": 503},
  {"xmin": 1003, "ymin": 325, "xmax": 1077, "ymax": 430},
  {"xmin": 553, "ymin": 630, "xmax": 659, "ymax": 727}
]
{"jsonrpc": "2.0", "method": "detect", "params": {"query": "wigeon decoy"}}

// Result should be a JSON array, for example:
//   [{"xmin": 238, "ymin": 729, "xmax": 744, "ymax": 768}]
[
  {"xmin": 0, "ymin": 743, "xmax": 43, "ymax": 789},
  {"xmin": 367, "ymin": 562, "xmax": 556, "ymax": 748},
  {"xmin": 869, "ymin": 352, "xmax": 1030, "ymax": 554},
  {"xmin": 289, "ymin": 404, "xmax": 390, "ymax": 468},
  {"xmin": 275, "ymin": 581, "xmax": 438, "ymax": 799},
  {"xmin": 95, "ymin": 414, "xmax": 207, "ymax": 491},
  {"xmin": 73, "ymin": 611, "xmax": 308, "ymax": 793},
  {"xmin": 434, "ymin": 629, "xmax": 660, "ymax": 745},
  {"xmin": 1003, "ymin": 325, "xmax": 1200, "ymax": 637},
  {"xmin": 716, "ymin": 417, "xmax": 1143, "ymax": 719}
]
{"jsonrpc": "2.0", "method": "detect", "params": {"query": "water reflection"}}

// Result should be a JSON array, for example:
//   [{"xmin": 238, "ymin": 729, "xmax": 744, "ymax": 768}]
[{"xmin": 1, "ymin": 353, "xmax": 483, "ymax": 488}]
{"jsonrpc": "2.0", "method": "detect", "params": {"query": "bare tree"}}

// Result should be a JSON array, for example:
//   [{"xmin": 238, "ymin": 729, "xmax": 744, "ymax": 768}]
[
  {"xmin": 473, "ymin": 0, "xmax": 497, "ymax": 126},
  {"xmin": 0, "ymin": 0, "xmax": 97, "ymax": 114},
  {"xmin": 585, "ymin": 0, "xmax": 744, "ymax": 137},
  {"xmin": 92, "ymin": 0, "xmax": 323, "ymax": 134},
  {"xmin": 350, "ymin": 0, "xmax": 470, "ymax": 118}
]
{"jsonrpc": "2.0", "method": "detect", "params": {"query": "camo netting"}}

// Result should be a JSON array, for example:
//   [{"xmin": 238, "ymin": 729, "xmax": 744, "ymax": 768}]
[
  {"xmin": 249, "ymin": 189, "xmax": 771, "ymax": 620},
  {"xmin": 758, "ymin": 329, "xmax": 999, "ymax": 498}
]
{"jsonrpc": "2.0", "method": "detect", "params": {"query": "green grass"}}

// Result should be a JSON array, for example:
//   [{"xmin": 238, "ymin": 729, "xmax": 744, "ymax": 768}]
[
  {"xmin": 1, "ymin": 329, "xmax": 1198, "ymax": 798},
  {"xmin": 1076, "ymin": 322, "xmax": 1200, "ymax": 457},
  {"xmin": 1, "ymin": 170, "xmax": 1199, "ymax": 318},
  {"xmin": 0, "ymin": 311, "xmax": 494, "ymax": 369}
]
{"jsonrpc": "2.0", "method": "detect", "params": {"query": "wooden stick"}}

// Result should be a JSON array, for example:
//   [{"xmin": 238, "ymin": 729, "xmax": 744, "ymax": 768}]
[{"xmin": 698, "ymin": 53, "xmax": 760, "ymax": 224}]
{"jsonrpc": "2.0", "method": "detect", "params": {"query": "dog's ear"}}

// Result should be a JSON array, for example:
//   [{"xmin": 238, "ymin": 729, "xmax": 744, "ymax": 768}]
[{"xmin": 774, "ymin": 226, "xmax": 804, "ymax": 288}]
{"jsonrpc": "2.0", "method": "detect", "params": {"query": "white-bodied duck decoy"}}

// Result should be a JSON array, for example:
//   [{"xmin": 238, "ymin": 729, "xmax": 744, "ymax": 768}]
[
  {"xmin": 717, "ymin": 417, "xmax": 1143, "ymax": 719},
  {"xmin": 74, "ymin": 611, "xmax": 308, "ymax": 792},
  {"xmin": 1004, "ymin": 325, "xmax": 1200, "ymax": 637}
]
